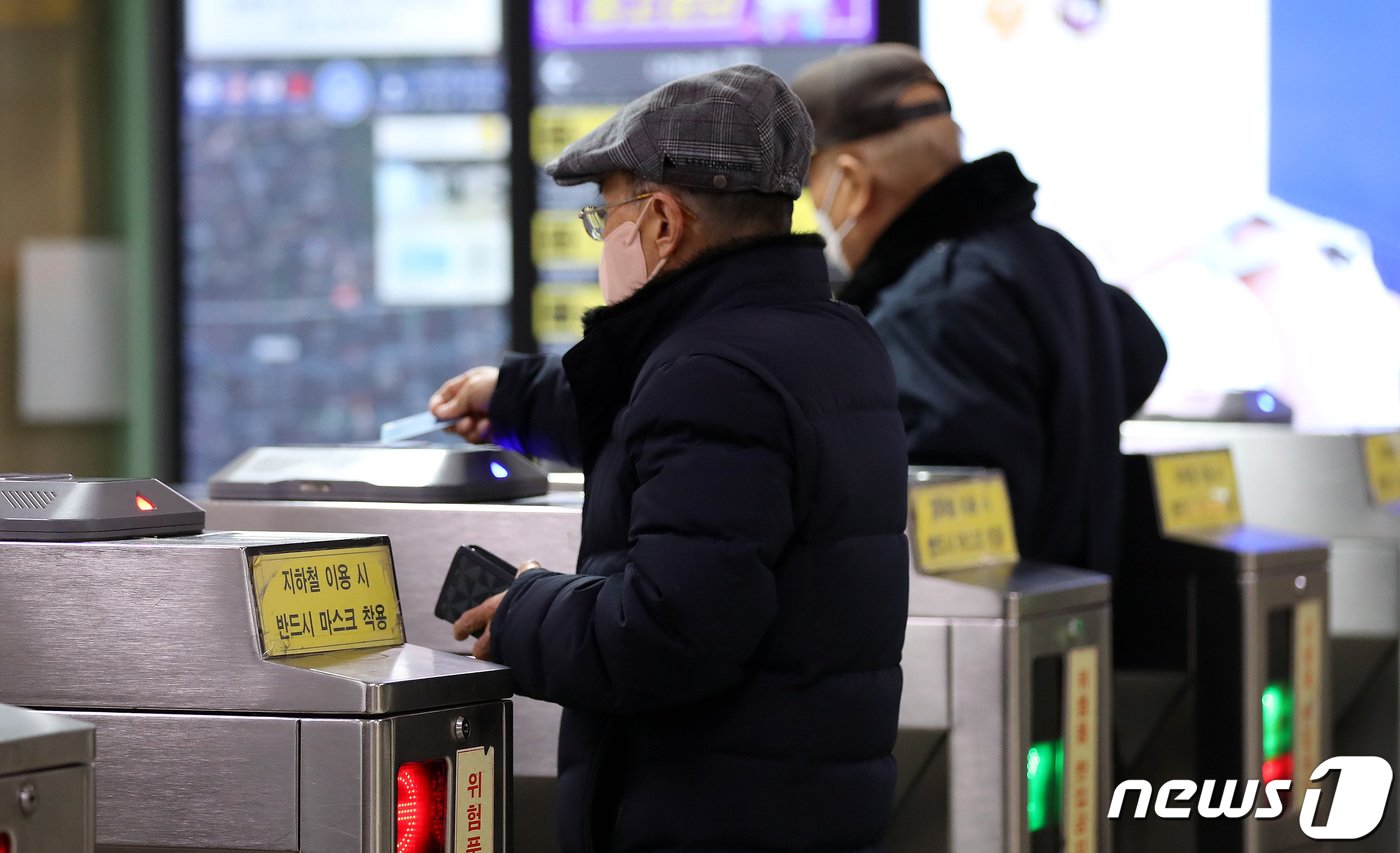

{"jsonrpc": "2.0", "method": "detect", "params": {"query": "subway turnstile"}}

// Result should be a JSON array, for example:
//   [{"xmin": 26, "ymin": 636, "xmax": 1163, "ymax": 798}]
[
  {"xmin": 1115, "ymin": 450, "xmax": 1331, "ymax": 852},
  {"xmin": 1124, "ymin": 422, "xmax": 1400, "ymax": 850},
  {"xmin": 0, "ymin": 475, "xmax": 514, "ymax": 853},
  {"xmin": 206, "ymin": 462, "xmax": 1114, "ymax": 853},
  {"xmin": 202, "ymin": 474, "xmax": 580, "ymax": 853},
  {"xmin": 0, "ymin": 704, "xmax": 95, "ymax": 852},
  {"xmin": 889, "ymin": 468, "xmax": 1112, "ymax": 853}
]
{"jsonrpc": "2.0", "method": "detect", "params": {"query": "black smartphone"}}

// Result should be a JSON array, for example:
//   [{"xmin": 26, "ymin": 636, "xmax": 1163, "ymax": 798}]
[{"xmin": 434, "ymin": 544, "xmax": 518, "ymax": 632}]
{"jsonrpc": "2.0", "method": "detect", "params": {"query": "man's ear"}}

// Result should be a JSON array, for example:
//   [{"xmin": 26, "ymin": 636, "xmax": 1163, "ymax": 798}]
[
  {"xmin": 647, "ymin": 191, "xmax": 688, "ymax": 260},
  {"xmin": 833, "ymin": 152, "xmax": 873, "ymax": 221}
]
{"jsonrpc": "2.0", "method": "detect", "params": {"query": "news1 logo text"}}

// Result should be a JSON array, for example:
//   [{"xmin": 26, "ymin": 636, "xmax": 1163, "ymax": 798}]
[{"xmin": 1108, "ymin": 756, "xmax": 1393, "ymax": 841}]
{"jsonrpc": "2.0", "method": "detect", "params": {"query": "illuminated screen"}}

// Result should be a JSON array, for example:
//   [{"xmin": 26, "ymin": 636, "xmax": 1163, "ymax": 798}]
[
  {"xmin": 920, "ymin": 0, "xmax": 1400, "ymax": 432},
  {"xmin": 530, "ymin": 0, "xmax": 879, "ymax": 349},
  {"xmin": 179, "ymin": 0, "xmax": 511, "ymax": 481}
]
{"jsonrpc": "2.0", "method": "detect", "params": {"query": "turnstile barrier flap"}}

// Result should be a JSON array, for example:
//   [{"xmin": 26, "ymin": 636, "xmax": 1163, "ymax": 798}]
[
  {"xmin": 0, "ymin": 704, "xmax": 93, "ymax": 777},
  {"xmin": 0, "ymin": 532, "xmax": 513, "ymax": 715}
]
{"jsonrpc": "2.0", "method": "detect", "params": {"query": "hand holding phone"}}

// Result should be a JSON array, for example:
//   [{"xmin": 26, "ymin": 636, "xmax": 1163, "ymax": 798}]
[{"xmin": 435, "ymin": 545, "xmax": 518, "ymax": 636}]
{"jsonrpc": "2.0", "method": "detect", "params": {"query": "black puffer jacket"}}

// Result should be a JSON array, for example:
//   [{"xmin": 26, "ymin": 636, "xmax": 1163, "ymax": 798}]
[
  {"xmin": 489, "ymin": 234, "xmax": 910, "ymax": 853},
  {"xmin": 842, "ymin": 152, "xmax": 1167, "ymax": 574}
]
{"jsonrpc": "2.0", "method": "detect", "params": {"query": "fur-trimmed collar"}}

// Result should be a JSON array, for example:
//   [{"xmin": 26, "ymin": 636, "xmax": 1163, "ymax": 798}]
[{"xmin": 841, "ymin": 152, "xmax": 1038, "ymax": 313}]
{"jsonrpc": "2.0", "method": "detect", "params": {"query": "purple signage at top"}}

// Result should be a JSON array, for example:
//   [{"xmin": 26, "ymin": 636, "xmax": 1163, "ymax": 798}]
[{"xmin": 533, "ymin": 0, "xmax": 876, "ymax": 50}]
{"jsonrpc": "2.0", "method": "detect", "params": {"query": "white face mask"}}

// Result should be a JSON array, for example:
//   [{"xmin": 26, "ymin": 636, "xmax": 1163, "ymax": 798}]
[{"xmin": 814, "ymin": 170, "xmax": 856, "ymax": 277}]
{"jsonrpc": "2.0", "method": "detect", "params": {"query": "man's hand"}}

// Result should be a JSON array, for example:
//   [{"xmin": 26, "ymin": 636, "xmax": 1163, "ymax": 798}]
[
  {"xmin": 454, "ymin": 591, "xmax": 506, "ymax": 660},
  {"xmin": 452, "ymin": 560, "xmax": 540, "ymax": 661},
  {"xmin": 429, "ymin": 366, "xmax": 500, "ymax": 443}
]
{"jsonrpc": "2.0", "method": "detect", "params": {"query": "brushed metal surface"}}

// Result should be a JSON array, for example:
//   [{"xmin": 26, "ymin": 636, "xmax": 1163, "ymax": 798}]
[
  {"xmin": 907, "ymin": 560, "xmax": 1111, "ymax": 620},
  {"xmin": 54, "ymin": 711, "xmax": 299, "ymax": 851},
  {"xmin": 947, "ymin": 620, "xmax": 1009, "ymax": 853},
  {"xmin": 202, "ymin": 498, "xmax": 585, "ymax": 654},
  {"xmin": 0, "ymin": 534, "xmax": 511, "ymax": 714},
  {"xmin": 0, "ymin": 763, "xmax": 94, "ymax": 852},
  {"xmin": 203, "ymin": 497, "xmax": 582, "ymax": 852},
  {"xmin": 0, "ymin": 703, "xmax": 94, "ymax": 775}
]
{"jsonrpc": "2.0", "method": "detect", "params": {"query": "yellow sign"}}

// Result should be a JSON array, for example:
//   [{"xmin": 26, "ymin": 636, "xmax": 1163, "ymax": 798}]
[
  {"xmin": 1149, "ymin": 450, "xmax": 1243, "ymax": 535},
  {"xmin": 1362, "ymin": 432, "xmax": 1400, "ymax": 506},
  {"xmin": 908, "ymin": 473, "xmax": 1019, "ymax": 574},
  {"xmin": 248, "ymin": 545, "xmax": 404, "ymax": 657},
  {"xmin": 531, "ymin": 106, "xmax": 617, "ymax": 165},
  {"xmin": 534, "ymin": 283, "xmax": 603, "ymax": 344},
  {"xmin": 455, "ymin": 746, "xmax": 496, "ymax": 853},
  {"xmin": 1293, "ymin": 598, "xmax": 1324, "ymax": 803},
  {"xmin": 1064, "ymin": 646, "xmax": 1099, "ymax": 853},
  {"xmin": 533, "ymin": 210, "xmax": 604, "ymax": 269}
]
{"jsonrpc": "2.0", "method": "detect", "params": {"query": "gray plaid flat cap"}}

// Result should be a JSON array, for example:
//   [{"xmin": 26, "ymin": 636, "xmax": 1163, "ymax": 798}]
[{"xmin": 545, "ymin": 64, "xmax": 813, "ymax": 199}]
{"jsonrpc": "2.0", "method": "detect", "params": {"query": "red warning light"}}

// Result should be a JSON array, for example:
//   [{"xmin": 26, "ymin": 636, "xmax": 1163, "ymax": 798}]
[
  {"xmin": 396, "ymin": 760, "xmax": 447, "ymax": 853},
  {"xmin": 135, "ymin": 494, "xmax": 156, "ymax": 512},
  {"xmin": 1, "ymin": 830, "xmax": 11, "ymax": 853},
  {"xmin": 1262, "ymin": 754, "xmax": 1293, "ymax": 785}
]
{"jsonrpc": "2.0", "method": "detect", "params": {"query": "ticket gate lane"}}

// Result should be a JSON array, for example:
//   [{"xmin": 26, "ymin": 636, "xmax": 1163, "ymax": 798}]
[
  {"xmin": 1124, "ymin": 423, "xmax": 1399, "ymax": 851},
  {"xmin": 205, "ymin": 462, "xmax": 1115, "ymax": 853},
  {"xmin": 0, "ymin": 479, "xmax": 515, "ymax": 853},
  {"xmin": 0, "ymin": 704, "xmax": 95, "ymax": 852},
  {"xmin": 1116, "ymin": 451, "xmax": 1332, "ymax": 853}
]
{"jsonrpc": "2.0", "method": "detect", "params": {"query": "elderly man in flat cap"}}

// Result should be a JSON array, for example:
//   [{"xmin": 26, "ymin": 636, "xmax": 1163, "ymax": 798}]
[
  {"xmin": 431, "ymin": 65, "xmax": 908, "ymax": 853},
  {"xmin": 794, "ymin": 44, "xmax": 1167, "ymax": 575}
]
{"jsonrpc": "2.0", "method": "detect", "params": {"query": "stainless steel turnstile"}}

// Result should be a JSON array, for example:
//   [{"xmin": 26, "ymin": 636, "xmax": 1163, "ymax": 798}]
[
  {"xmin": 206, "ymin": 464, "xmax": 1113, "ymax": 853},
  {"xmin": 0, "ymin": 478, "xmax": 515, "ymax": 853},
  {"xmin": 891, "ymin": 469, "xmax": 1112, "ymax": 853},
  {"xmin": 1115, "ymin": 451, "xmax": 1331, "ymax": 853},
  {"xmin": 0, "ymin": 704, "xmax": 95, "ymax": 852},
  {"xmin": 1125, "ymin": 423, "xmax": 1399, "ymax": 850},
  {"xmin": 203, "ymin": 488, "xmax": 580, "ymax": 853}
]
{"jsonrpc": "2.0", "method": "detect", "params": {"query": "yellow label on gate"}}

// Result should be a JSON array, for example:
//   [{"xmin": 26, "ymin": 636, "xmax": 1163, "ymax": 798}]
[
  {"xmin": 1362, "ymin": 432, "xmax": 1400, "ymax": 507},
  {"xmin": 1149, "ymin": 450, "xmax": 1243, "ymax": 534},
  {"xmin": 248, "ymin": 545, "xmax": 404, "ymax": 657},
  {"xmin": 1064, "ymin": 646, "xmax": 1098, "ymax": 853},
  {"xmin": 456, "ymin": 746, "xmax": 496, "ymax": 853},
  {"xmin": 908, "ymin": 473, "xmax": 1019, "ymax": 574},
  {"xmin": 1293, "ymin": 598, "xmax": 1324, "ymax": 802}
]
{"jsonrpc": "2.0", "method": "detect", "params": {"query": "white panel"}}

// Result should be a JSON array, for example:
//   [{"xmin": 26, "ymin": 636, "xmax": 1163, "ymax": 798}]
[{"xmin": 18, "ymin": 239, "xmax": 127, "ymax": 423}]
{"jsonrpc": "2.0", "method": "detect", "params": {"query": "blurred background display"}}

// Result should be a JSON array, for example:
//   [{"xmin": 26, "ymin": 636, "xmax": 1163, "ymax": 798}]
[
  {"xmin": 179, "ymin": 0, "xmax": 511, "ymax": 481},
  {"xmin": 529, "ymin": 0, "xmax": 880, "ymax": 351},
  {"xmin": 920, "ymin": 0, "xmax": 1400, "ymax": 432}
]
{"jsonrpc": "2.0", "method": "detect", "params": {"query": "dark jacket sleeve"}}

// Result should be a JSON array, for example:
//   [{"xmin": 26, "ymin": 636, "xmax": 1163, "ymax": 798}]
[
  {"xmin": 489, "ymin": 352, "xmax": 584, "ymax": 467},
  {"xmin": 1107, "ymin": 285, "xmax": 1168, "ymax": 417},
  {"xmin": 489, "ymin": 353, "xmax": 791, "ymax": 714},
  {"xmin": 872, "ymin": 267, "xmax": 1047, "ymax": 527}
]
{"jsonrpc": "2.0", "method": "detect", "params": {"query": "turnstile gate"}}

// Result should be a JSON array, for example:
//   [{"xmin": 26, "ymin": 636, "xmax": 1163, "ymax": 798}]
[
  {"xmin": 0, "ymin": 475, "xmax": 514, "ymax": 853},
  {"xmin": 207, "ymin": 459, "xmax": 1116, "ymax": 853},
  {"xmin": 203, "ymin": 486, "xmax": 580, "ymax": 853},
  {"xmin": 1124, "ymin": 422, "xmax": 1400, "ymax": 850},
  {"xmin": 0, "ymin": 704, "xmax": 95, "ymax": 852},
  {"xmin": 891, "ymin": 468, "xmax": 1112, "ymax": 853},
  {"xmin": 1115, "ymin": 450, "xmax": 1331, "ymax": 852}
]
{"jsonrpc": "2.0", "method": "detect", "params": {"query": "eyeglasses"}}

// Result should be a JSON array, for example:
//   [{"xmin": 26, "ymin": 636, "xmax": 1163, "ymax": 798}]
[{"xmin": 578, "ymin": 193, "xmax": 653, "ymax": 241}]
